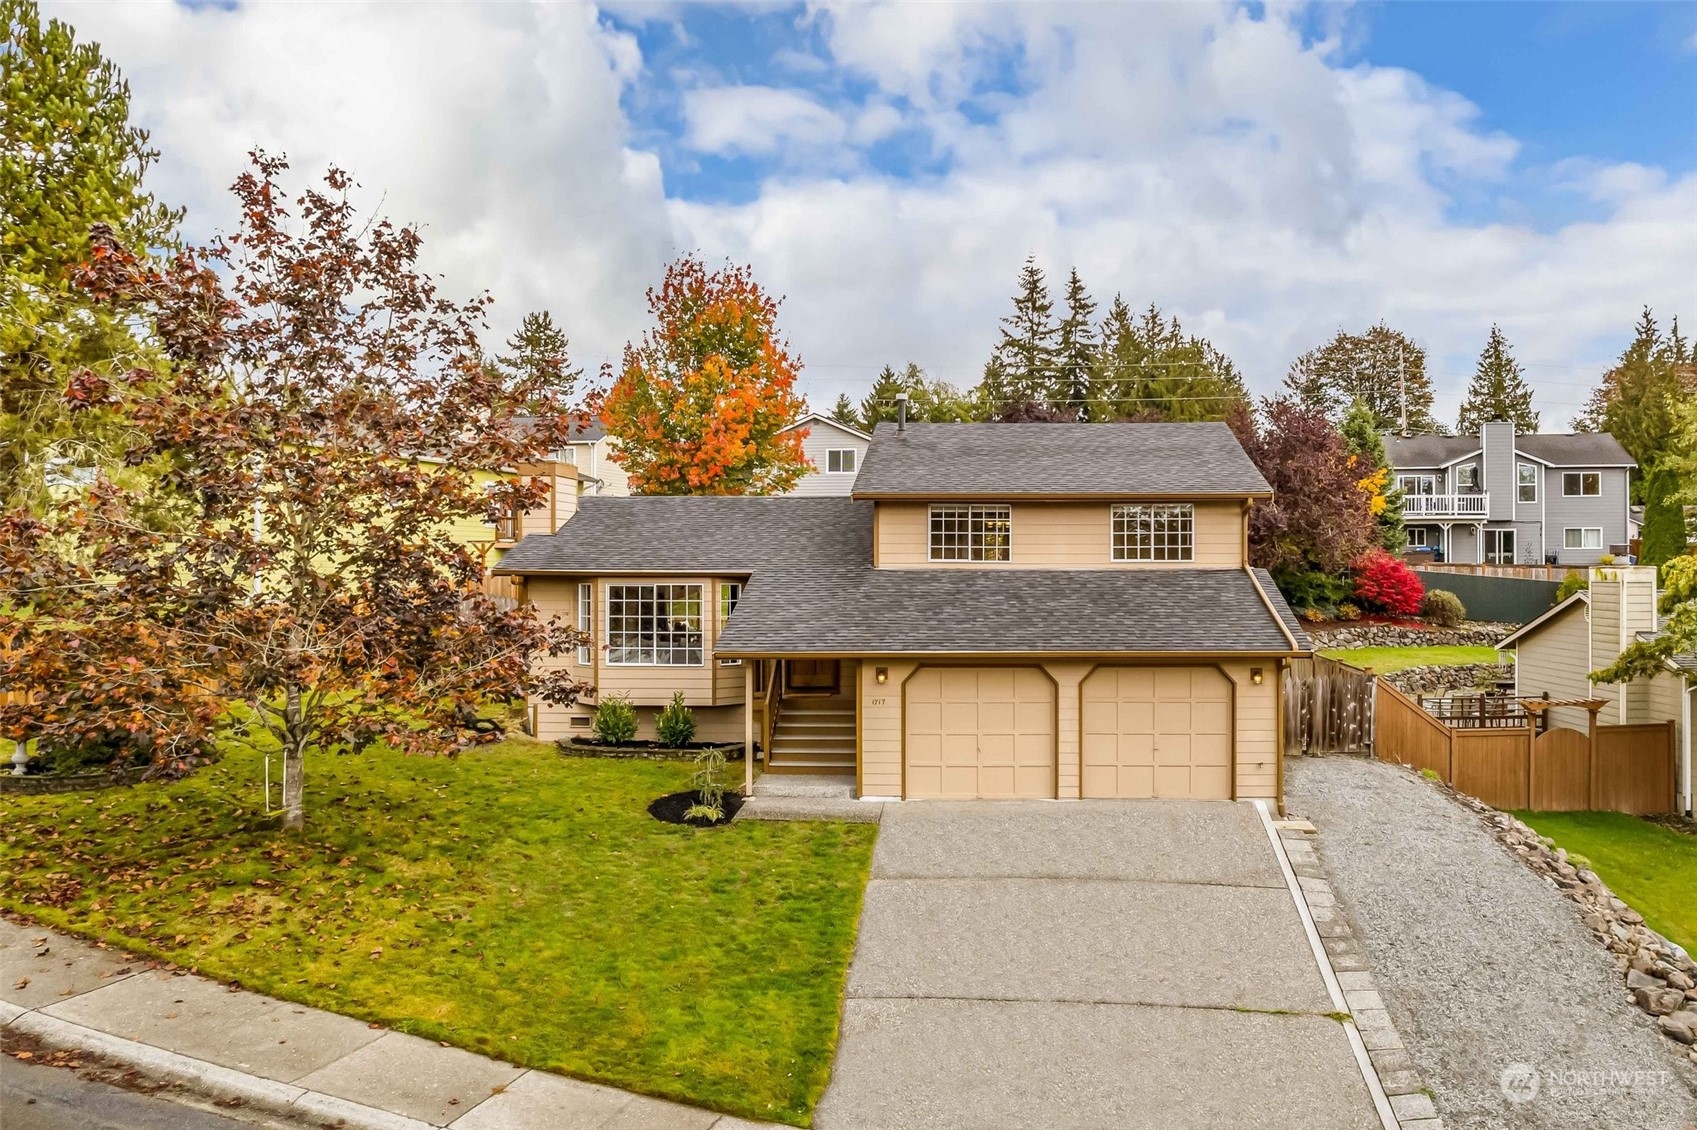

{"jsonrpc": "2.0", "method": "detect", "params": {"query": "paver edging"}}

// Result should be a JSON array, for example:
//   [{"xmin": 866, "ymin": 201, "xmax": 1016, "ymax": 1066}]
[{"xmin": 1259, "ymin": 802, "xmax": 1443, "ymax": 1130}]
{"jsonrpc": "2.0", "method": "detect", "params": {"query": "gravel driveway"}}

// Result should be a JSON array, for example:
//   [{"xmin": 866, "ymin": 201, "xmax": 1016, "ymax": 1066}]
[{"xmin": 1288, "ymin": 755, "xmax": 1697, "ymax": 1130}]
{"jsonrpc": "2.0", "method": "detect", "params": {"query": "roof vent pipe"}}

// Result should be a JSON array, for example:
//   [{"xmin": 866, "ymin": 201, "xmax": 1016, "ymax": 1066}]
[{"xmin": 895, "ymin": 392, "xmax": 908, "ymax": 433}]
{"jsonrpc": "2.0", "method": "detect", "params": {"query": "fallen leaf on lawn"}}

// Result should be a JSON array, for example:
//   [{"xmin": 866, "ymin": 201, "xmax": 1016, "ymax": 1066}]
[{"xmin": 369, "ymin": 947, "xmax": 382, "ymax": 959}]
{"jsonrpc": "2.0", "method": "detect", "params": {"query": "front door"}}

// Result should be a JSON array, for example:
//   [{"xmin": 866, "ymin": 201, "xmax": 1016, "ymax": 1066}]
[{"xmin": 788, "ymin": 659, "xmax": 839, "ymax": 694}]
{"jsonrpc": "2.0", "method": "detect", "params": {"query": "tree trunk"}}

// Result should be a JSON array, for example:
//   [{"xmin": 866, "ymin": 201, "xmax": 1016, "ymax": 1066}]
[{"xmin": 281, "ymin": 685, "xmax": 305, "ymax": 831}]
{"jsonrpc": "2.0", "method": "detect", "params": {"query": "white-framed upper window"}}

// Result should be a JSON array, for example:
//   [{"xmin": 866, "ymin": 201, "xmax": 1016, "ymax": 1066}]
[
  {"xmin": 577, "ymin": 582, "xmax": 593, "ymax": 665},
  {"xmin": 606, "ymin": 583, "xmax": 703, "ymax": 666},
  {"xmin": 1564, "ymin": 527, "xmax": 1603, "ymax": 550},
  {"xmin": 1563, "ymin": 471, "xmax": 1601, "ymax": 497},
  {"xmin": 825, "ymin": 448, "xmax": 858, "ymax": 474},
  {"xmin": 717, "ymin": 582, "xmax": 742, "ymax": 666},
  {"xmin": 1455, "ymin": 464, "xmax": 1479, "ymax": 491},
  {"xmin": 1406, "ymin": 527, "xmax": 1431, "ymax": 549},
  {"xmin": 1111, "ymin": 503, "xmax": 1195, "ymax": 562},
  {"xmin": 1398, "ymin": 474, "xmax": 1436, "ymax": 496},
  {"xmin": 1484, "ymin": 528, "xmax": 1516, "ymax": 565},
  {"xmin": 1516, "ymin": 462, "xmax": 1538, "ymax": 503},
  {"xmin": 929, "ymin": 504, "xmax": 1011, "ymax": 562},
  {"xmin": 558, "ymin": 447, "xmax": 577, "ymax": 465}
]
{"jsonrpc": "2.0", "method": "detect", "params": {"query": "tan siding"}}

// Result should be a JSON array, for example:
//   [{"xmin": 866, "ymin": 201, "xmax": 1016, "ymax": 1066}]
[
  {"xmin": 1515, "ymin": 602, "xmax": 1593, "ymax": 731},
  {"xmin": 1226, "ymin": 661, "xmax": 1279, "ymax": 800},
  {"xmin": 859, "ymin": 660, "xmax": 914, "ymax": 797},
  {"xmin": 874, "ymin": 500, "xmax": 1245, "ymax": 568},
  {"xmin": 1646, "ymin": 673, "xmax": 1688, "ymax": 764}
]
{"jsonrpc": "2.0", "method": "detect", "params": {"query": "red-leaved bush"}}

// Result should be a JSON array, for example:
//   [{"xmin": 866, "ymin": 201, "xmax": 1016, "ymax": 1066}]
[{"xmin": 1352, "ymin": 550, "xmax": 1425, "ymax": 617}]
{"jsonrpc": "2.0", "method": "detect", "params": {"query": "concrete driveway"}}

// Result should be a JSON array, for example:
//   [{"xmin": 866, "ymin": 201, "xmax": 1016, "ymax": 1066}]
[{"xmin": 814, "ymin": 800, "xmax": 1382, "ymax": 1130}]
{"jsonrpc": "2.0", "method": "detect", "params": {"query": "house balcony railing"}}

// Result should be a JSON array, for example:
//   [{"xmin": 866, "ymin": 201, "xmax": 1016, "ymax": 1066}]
[{"xmin": 1401, "ymin": 493, "xmax": 1488, "ymax": 518}]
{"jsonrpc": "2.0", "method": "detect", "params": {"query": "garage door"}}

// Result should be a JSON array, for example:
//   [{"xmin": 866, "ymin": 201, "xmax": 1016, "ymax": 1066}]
[
  {"xmin": 905, "ymin": 667, "xmax": 1055, "ymax": 799},
  {"xmin": 1081, "ymin": 667, "xmax": 1233, "ymax": 799}
]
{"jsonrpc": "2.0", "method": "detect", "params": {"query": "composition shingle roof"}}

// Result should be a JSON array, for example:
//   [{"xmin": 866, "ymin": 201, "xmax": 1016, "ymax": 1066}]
[
  {"xmin": 715, "ymin": 566, "xmax": 1307, "ymax": 655},
  {"xmin": 491, "ymin": 496, "xmax": 871, "ymax": 575},
  {"xmin": 1515, "ymin": 433, "xmax": 1634, "ymax": 466},
  {"xmin": 1383, "ymin": 435, "xmax": 1477, "ymax": 468},
  {"xmin": 850, "ymin": 422, "xmax": 1272, "ymax": 497},
  {"xmin": 1384, "ymin": 431, "xmax": 1635, "ymax": 469}
]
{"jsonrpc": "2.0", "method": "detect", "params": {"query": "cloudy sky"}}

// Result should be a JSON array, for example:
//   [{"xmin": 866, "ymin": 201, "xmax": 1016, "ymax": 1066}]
[{"xmin": 62, "ymin": 0, "xmax": 1697, "ymax": 425}]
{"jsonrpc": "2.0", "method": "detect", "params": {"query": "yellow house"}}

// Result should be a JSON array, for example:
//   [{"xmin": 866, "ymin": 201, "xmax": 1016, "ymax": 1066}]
[{"xmin": 493, "ymin": 421, "xmax": 1311, "ymax": 805}]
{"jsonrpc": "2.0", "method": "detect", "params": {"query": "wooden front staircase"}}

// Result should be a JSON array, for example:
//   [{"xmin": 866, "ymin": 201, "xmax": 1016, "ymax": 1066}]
[{"xmin": 766, "ymin": 695, "xmax": 855, "ymax": 775}]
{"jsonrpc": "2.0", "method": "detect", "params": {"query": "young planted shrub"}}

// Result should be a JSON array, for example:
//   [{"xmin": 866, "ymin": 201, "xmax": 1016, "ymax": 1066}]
[
  {"xmin": 1555, "ymin": 573, "xmax": 1589, "ymax": 604},
  {"xmin": 1352, "ymin": 551, "xmax": 1425, "ymax": 617},
  {"xmin": 1335, "ymin": 602, "xmax": 1362, "ymax": 621},
  {"xmin": 656, "ymin": 691, "xmax": 697, "ymax": 748},
  {"xmin": 592, "ymin": 694, "xmax": 639, "ymax": 744},
  {"xmin": 683, "ymin": 746, "xmax": 728, "ymax": 824},
  {"xmin": 1421, "ymin": 589, "xmax": 1466, "ymax": 627},
  {"xmin": 1272, "ymin": 568, "xmax": 1351, "ymax": 620}
]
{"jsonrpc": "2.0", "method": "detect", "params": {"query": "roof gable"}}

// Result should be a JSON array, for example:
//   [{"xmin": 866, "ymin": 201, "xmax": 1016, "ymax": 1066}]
[
  {"xmin": 1495, "ymin": 592, "xmax": 1588, "ymax": 649},
  {"xmin": 851, "ymin": 421, "xmax": 1271, "ymax": 498},
  {"xmin": 780, "ymin": 413, "xmax": 871, "ymax": 442}
]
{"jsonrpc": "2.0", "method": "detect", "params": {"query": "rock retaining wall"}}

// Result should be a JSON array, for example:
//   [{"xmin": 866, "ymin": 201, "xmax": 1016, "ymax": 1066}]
[
  {"xmin": 1310, "ymin": 622, "xmax": 1513, "ymax": 649},
  {"xmin": 1382, "ymin": 664, "xmax": 1512, "ymax": 695}
]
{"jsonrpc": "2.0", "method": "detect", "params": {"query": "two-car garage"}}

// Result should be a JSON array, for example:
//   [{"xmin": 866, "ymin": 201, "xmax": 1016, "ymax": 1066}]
[{"xmin": 902, "ymin": 665, "xmax": 1237, "ymax": 800}]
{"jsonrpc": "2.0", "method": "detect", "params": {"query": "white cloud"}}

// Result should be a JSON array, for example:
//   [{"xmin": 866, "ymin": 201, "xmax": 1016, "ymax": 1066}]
[
  {"xmin": 682, "ymin": 86, "xmax": 846, "ymax": 155},
  {"xmin": 61, "ymin": 0, "xmax": 1697, "ymax": 429},
  {"xmin": 51, "ymin": 0, "xmax": 675, "ymax": 365}
]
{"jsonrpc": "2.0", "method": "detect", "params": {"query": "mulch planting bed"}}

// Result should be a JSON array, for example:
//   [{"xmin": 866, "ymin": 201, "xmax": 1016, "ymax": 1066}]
[{"xmin": 647, "ymin": 789, "xmax": 746, "ymax": 827}]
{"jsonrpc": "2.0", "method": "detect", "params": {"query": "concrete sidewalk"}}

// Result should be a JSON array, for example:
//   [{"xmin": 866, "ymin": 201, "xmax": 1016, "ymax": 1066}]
[{"xmin": 0, "ymin": 917, "xmax": 772, "ymax": 1130}]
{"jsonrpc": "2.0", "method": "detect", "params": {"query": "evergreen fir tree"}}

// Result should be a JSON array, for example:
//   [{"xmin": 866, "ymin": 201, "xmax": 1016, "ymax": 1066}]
[
  {"xmin": 860, "ymin": 364, "xmax": 909, "ymax": 429},
  {"xmin": 1, "ymin": 0, "xmax": 183, "ymax": 509},
  {"xmin": 986, "ymin": 255, "xmax": 1059, "ymax": 411},
  {"xmin": 829, "ymin": 392, "xmax": 862, "ymax": 432},
  {"xmin": 1456, "ymin": 325, "xmax": 1538, "ymax": 433},
  {"xmin": 1088, "ymin": 296, "xmax": 1249, "ymax": 422},
  {"xmin": 498, "ymin": 310, "xmax": 582, "ymax": 409},
  {"xmin": 1055, "ymin": 268, "xmax": 1097, "ymax": 418},
  {"xmin": 1340, "ymin": 399, "xmax": 1405, "ymax": 553}
]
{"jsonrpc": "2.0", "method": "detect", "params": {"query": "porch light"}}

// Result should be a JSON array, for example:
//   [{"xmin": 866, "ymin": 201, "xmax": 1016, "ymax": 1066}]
[
  {"xmin": 875, "ymin": 667, "xmax": 888, "ymax": 684},
  {"xmin": 1251, "ymin": 668, "xmax": 1264, "ymax": 686}
]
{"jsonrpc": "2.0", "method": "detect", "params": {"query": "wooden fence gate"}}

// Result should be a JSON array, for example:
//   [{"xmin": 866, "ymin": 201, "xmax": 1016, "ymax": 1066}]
[
  {"xmin": 1373, "ymin": 681, "xmax": 1676, "ymax": 813},
  {"xmin": 1284, "ymin": 656, "xmax": 1375, "ymax": 755}
]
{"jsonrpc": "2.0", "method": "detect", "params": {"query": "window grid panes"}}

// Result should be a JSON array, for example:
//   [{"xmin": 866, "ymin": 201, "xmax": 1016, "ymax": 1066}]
[
  {"xmin": 1564, "ymin": 528, "xmax": 1603, "ymax": 550},
  {"xmin": 606, "ymin": 584, "xmax": 703, "ymax": 666},
  {"xmin": 929, "ymin": 504, "xmax": 1012, "ymax": 561},
  {"xmin": 1563, "ymin": 472, "xmax": 1600, "ymax": 497},
  {"xmin": 826, "ymin": 449, "xmax": 857, "ymax": 473},
  {"xmin": 1406, "ymin": 527, "xmax": 1430, "ymax": 549},
  {"xmin": 1112, "ymin": 504, "xmax": 1194, "ymax": 562},
  {"xmin": 577, "ymin": 583, "xmax": 592, "ymax": 665},
  {"xmin": 717, "ymin": 583, "xmax": 742, "ymax": 666},
  {"xmin": 1517, "ymin": 463, "xmax": 1538, "ymax": 503},
  {"xmin": 1484, "ymin": 529, "xmax": 1516, "ymax": 565},
  {"xmin": 1398, "ymin": 475, "xmax": 1435, "ymax": 496}
]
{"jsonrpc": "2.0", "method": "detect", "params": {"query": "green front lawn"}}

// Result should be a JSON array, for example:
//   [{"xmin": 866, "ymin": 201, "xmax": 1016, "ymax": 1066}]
[
  {"xmin": 0, "ymin": 740, "xmax": 876, "ymax": 1126},
  {"xmin": 1320, "ymin": 645, "xmax": 1503, "ymax": 673},
  {"xmin": 1512, "ymin": 811, "xmax": 1697, "ymax": 953}
]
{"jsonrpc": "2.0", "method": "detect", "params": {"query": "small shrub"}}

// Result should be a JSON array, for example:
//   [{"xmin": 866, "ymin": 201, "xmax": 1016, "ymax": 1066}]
[
  {"xmin": 1352, "ymin": 550, "xmax": 1424, "ymax": 617},
  {"xmin": 1335, "ymin": 602, "xmax": 1362, "ymax": 621},
  {"xmin": 656, "ymin": 691, "xmax": 696, "ymax": 748},
  {"xmin": 1421, "ymin": 589, "xmax": 1466, "ymax": 628},
  {"xmin": 687, "ymin": 746, "xmax": 728, "ymax": 822},
  {"xmin": 1555, "ymin": 573, "xmax": 1589, "ymax": 603},
  {"xmin": 592, "ymin": 694, "xmax": 639, "ymax": 744},
  {"xmin": 1419, "ymin": 768, "xmax": 1441, "ymax": 781},
  {"xmin": 1273, "ymin": 568, "xmax": 1351, "ymax": 615},
  {"xmin": 1300, "ymin": 607, "xmax": 1327, "ymax": 624},
  {"xmin": 1598, "ymin": 553, "xmax": 1616, "ymax": 565}
]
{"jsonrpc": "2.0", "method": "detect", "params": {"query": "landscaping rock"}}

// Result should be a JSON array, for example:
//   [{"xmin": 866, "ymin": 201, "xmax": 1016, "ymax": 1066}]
[
  {"xmin": 1636, "ymin": 988, "xmax": 1687, "ymax": 1016},
  {"xmin": 1382, "ymin": 664, "xmax": 1512, "ymax": 695},
  {"xmin": 1660, "ymin": 1013, "xmax": 1697, "ymax": 1045},
  {"xmin": 1306, "ymin": 621, "xmax": 1514, "ymax": 649}
]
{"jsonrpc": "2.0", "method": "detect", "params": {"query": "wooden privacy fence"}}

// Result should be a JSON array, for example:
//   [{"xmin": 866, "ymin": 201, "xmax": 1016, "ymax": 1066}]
[
  {"xmin": 1284, "ymin": 656, "xmax": 1375, "ymax": 755},
  {"xmin": 1374, "ymin": 681, "xmax": 1676, "ymax": 813}
]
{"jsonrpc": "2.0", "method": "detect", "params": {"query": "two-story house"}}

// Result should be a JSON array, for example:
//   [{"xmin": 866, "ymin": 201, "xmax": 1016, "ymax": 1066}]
[
  {"xmin": 1385, "ymin": 421, "xmax": 1635, "ymax": 566},
  {"xmin": 493, "ymin": 421, "xmax": 1311, "ymax": 804}
]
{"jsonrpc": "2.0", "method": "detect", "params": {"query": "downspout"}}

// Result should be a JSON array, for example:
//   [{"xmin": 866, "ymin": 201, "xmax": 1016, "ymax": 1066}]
[{"xmin": 1683, "ymin": 677, "xmax": 1693, "ymax": 819}]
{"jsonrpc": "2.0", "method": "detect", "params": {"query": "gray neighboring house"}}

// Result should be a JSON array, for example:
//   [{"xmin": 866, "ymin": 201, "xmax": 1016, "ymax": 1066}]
[
  {"xmin": 778, "ymin": 413, "xmax": 871, "ymax": 496},
  {"xmin": 1385, "ymin": 421, "xmax": 1635, "ymax": 566}
]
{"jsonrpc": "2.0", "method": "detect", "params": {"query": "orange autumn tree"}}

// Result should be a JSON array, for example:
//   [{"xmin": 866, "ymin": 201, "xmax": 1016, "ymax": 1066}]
[{"xmin": 600, "ymin": 254, "xmax": 809, "ymax": 494}]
